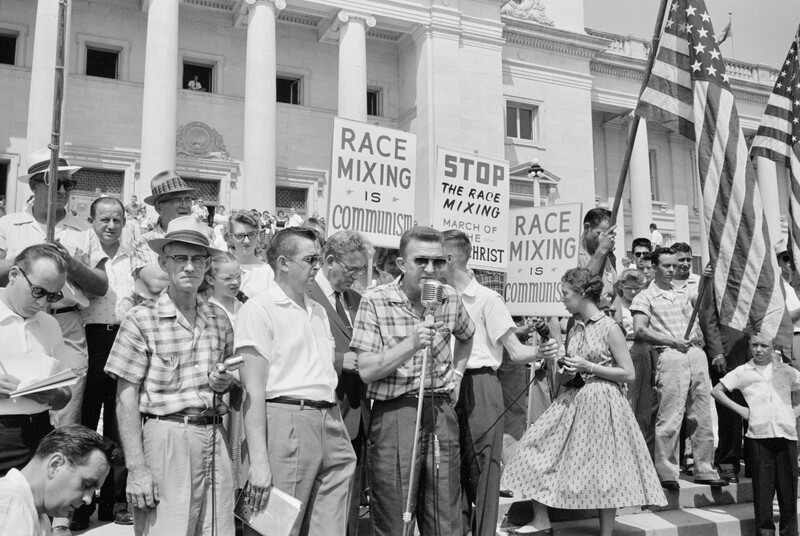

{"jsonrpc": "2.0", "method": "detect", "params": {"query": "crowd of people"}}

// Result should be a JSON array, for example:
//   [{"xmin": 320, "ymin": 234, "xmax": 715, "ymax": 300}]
[{"xmin": 0, "ymin": 150, "xmax": 798, "ymax": 536}]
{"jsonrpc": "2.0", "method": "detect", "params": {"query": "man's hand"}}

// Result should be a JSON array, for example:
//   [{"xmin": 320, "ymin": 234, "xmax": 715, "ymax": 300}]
[
  {"xmin": 208, "ymin": 368, "xmax": 233, "ymax": 393},
  {"xmin": 127, "ymin": 466, "xmax": 160, "ymax": 510},
  {"xmin": 450, "ymin": 378, "xmax": 462, "ymax": 406},
  {"xmin": 672, "ymin": 337, "xmax": 693, "ymax": 353},
  {"xmin": 411, "ymin": 320, "xmax": 443, "ymax": 351},
  {"xmin": 342, "ymin": 351, "xmax": 358, "ymax": 373},
  {"xmin": 597, "ymin": 224, "xmax": 617, "ymax": 254},
  {"xmin": 247, "ymin": 454, "xmax": 274, "ymax": 512},
  {"xmin": 0, "ymin": 375, "xmax": 20, "ymax": 398},
  {"xmin": 538, "ymin": 338, "xmax": 559, "ymax": 360},
  {"xmin": 711, "ymin": 354, "xmax": 727, "ymax": 375},
  {"xmin": 26, "ymin": 387, "xmax": 71, "ymax": 410},
  {"xmin": 736, "ymin": 406, "xmax": 750, "ymax": 420}
]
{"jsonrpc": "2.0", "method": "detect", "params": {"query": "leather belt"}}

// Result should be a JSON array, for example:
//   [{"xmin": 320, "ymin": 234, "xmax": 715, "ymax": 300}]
[
  {"xmin": 50, "ymin": 305, "xmax": 79, "ymax": 315},
  {"xmin": 0, "ymin": 411, "xmax": 50, "ymax": 424},
  {"xmin": 86, "ymin": 323, "xmax": 120, "ymax": 332},
  {"xmin": 267, "ymin": 397, "xmax": 336, "ymax": 409},
  {"xmin": 400, "ymin": 391, "xmax": 450, "ymax": 400},
  {"xmin": 465, "ymin": 366, "xmax": 496, "ymax": 375},
  {"xmin": 142, "ymin": 413, "xmax": 224, "ymax": 426}
]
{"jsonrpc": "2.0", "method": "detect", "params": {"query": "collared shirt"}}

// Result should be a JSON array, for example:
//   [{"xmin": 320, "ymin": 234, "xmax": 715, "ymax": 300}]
[
  {"xmin": 460, "ymin": 278, "xmax": 515, "ymax": 370},
  {"xmin": 577, "ymin": 240, "xmax": 617, "ymax": 308},
  {"xmin": 104, "ymin": 291, "xmax": 234, "ymax": 415},
  {"xmin": 286, "ymin": 214, "xmax": 304, "ymax": 228},
  {"xmin": 240, "ymin": 263, "xmax": 273, "ymax": 300},
  {"xmin": 234, "ymin": 283, "xmax": 338, "ymax": 402},
  {"xmin": 80, "ymin": 232, "xmax": 134, "ymax": 324},
  {"xmin": 315, "ymin": 271, "xmax": 353, "ymax": 324},
  {"xmin": 630, "ymin": 280, "xmax": 701, "ymax": 347},
  {"xmin": 672, "ymin": 272, "xmax": 700, "ymax": 291},
  {"xmin": 131, "ymin": 224, "xmax": 165, "ymax": 272},
  {"xmin": 351, "ymin": 280, "xmax": 475, "ymax": 401},
  {"xmin": 0, "ymin": 292, "xmax": 66, "ymax": 415},
  {"xmin": 0, "ymin": 469, "xmax": 48, "ymax": 536},
  {"xmin": 721, "ymin": 359, "xmax": 800, "ymax": 440},
  {"xmin": 0, "ymin": 210, "xmax": 90, "ymax": 308}
]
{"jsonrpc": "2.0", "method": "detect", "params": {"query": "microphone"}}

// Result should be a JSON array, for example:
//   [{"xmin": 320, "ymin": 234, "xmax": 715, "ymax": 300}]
[
  {"xmin": 215, "ymin": 355, "xmax": 246, "ymax": 374},
  {"xmin": 532, "ymin": 317, "xmax": 550, "ymax": 342},
  {"xmin": 421, "ymin": 280, "xmax": 444, "ymax": 320}
]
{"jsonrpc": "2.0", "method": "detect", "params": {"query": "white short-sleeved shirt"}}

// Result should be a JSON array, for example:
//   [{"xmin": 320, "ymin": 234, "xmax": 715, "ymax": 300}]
[
  {"xmin": 460, "ymin": 278, "xmax": 515, "ymax": 370},
  {"xmin": 80, "ymin": 232, "xmax": 134, "ymax": 324},
  {"xmin": 234, "ymin": 283, "xmax": 337, "ymax": 402},
  {"xmin": 0, "ymin": 469, "xmax": 48, "ymax": 536},
  {"xmin": 0, "ymin": 291, "xmax": 66, "ymax": 415},
  {"xmin": 720, "ymin": 359, "xmax": 800, "ymax": 440},
  {"xmin": 240, "ymin": 263, "xmax": 274, "ymax": 300}
]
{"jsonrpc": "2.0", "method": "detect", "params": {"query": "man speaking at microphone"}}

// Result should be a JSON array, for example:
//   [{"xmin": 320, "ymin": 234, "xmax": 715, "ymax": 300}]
[{"xmin": 352, "ymin": 226, "xmax": 475, "ymax": 536}]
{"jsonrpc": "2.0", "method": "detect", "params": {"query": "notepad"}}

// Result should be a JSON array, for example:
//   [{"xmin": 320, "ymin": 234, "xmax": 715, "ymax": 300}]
[
  {"xmin": 234, "ymin": 482, "xmax": 302, "ymax": 536},
  {"xmin": 9, "ymin": 368, "xmax": 83, "ymax": 398}
]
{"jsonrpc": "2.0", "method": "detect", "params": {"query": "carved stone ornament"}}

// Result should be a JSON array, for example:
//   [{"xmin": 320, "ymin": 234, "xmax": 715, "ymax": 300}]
[
  {"xmin": 176, "ymin": 122, "xmax": 232, "ymax": 161},
  {"xmin": 501, "ymin": 0, "xmax": 554, "ymax": 26}
]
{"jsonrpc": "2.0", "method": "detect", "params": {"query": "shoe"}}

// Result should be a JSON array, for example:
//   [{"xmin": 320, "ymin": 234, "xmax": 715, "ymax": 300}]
[
  {"xmin": 695, "ymin": 478, "xmax": 729, "ymax": 487},
  {"xmin": 718, "ymin": 466, "xmax": 739, "ymax": 484},
  {"xmin": 114, "ymin": 510, "xmax": 134, "ymax": 525},
  {"xmin": 51, "ymin": 526, "xmax": 72, "ymax": 536},
  {"xmin": 499, "ymin": 489, "xmax": 514, "ymax": 498},
  {"xmin": 660, "ymin": 480, "xmax": 680, "ymax": 490},
  {"xmin": 510, "ymin": 528, "xmax": 553, "ymax": 536}
]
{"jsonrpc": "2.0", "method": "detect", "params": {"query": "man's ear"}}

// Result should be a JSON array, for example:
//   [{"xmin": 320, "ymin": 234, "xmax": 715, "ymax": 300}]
[
  {"xmin": 395, "ymin": 256, "xmax": 407, "ymax": 274},
  {"xmin": 277, "ymin": 255, "xmax": 290, "ymax": 273},
  {"xmin": 157, "ymin": 255, "xmax": 168, "ymax": 272},
  {"xmin": 46, "ymin": 452, "xmax": 67, "ymax": 479}
]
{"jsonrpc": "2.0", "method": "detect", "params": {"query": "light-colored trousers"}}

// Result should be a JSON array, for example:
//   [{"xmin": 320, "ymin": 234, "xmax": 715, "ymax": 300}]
[{"xmin": 654, "ymin": 347, "xmax": 719, "ymax": 482}]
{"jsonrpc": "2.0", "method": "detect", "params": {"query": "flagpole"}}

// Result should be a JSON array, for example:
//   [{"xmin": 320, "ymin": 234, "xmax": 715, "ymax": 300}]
[{"xmin": 45, "ymin": 0, "xmax": 69, "ymax": 243}]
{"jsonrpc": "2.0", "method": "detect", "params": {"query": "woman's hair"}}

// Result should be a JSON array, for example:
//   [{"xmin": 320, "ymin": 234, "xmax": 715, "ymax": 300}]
[
  {"xmin": 561, "ymin": 267, "xmax": 604, "ymax": 303},
  {"xmin": 225, "ymin": 210, "xmax": 261, "ymax": 247},
  {"xmin": 614, "ymin": 268, "xmax": 646, "ymax": 297},
  {"xmin": 199, "ymin": 251, "xmax": 239, "ymax": 294}
]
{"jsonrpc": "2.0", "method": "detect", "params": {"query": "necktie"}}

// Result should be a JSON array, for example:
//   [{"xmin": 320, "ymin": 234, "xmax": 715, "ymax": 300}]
[{"xmin": 334, "ymin": 291, "xmax": 352, "ymax": 330}]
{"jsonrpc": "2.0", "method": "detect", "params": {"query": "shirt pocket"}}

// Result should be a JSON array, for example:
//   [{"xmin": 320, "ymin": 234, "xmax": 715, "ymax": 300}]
[{"xmin": 385, "ymin": 323, "xmax": 414, "ymax": 349}]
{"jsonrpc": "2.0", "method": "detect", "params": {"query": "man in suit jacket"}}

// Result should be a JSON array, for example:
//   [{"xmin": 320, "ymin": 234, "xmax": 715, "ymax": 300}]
[{"xmin": 308, "ymin": 230, "xmax": 373, "ymax": 536}]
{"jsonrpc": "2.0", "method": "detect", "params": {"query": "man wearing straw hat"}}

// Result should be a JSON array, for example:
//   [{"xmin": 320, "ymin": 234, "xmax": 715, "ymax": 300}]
[
  {"xmin": 130, "ymin": 170, "xmax": 197, "ymax": 299},
  {"xmin": 105, "ymin": 215, "xmax": 236, "ymax": 535},
  {"xmin": 0, "ymin": 148, "xmax": 108, "ymax": 429}
]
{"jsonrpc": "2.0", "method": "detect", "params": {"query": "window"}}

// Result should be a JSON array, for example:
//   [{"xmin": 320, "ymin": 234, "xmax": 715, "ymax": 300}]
[
  {"xmin": 367, "ymin": 89, "xmax": 381, "ymax": 117},
  {"xmin": 85, "ymin": 47, "xmax": 119, "ymax": 79},
  {"xmin": 649, "ymin": 149, "xmax": 660, "ymax": 200},
  {"xmin": 0, "ymin": 34, "xmax": 16, "ymax": 66},
  {"xmin": 506, "ymin": 103, "xmax": 538, "ymax": 141},
  {"xmin": 276, "ymin": 186, "xmax": 307, "ymax": 212},
  {"xmin": 183, "ymin": 62, "xmax": 213, "ymax": 93},
  {"xmin": 277, "ymin": 77, "xmax": 301, "ymax": 105}
]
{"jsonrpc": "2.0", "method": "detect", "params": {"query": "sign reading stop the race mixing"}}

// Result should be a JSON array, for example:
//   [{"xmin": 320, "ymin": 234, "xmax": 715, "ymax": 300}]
[
  {"xmin": 433, "ymin": 147, "xmax": 510, "ymax": 271},
  {"xmin": 329, "ymin": 117, "xmax": 417, "ymax": 248},
  {"xmin": 505, "ymin": 202, "xmax": 583, "ymax": 317}
]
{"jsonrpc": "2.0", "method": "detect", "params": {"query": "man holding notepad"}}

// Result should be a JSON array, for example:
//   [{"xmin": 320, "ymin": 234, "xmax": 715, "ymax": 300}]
[{"xmin": 0, "ymin": 244, "xmax": 72, "ymax": 474}]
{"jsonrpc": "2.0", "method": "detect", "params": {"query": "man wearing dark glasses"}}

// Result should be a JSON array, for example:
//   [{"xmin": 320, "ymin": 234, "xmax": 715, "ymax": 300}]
[
  {"xmin": 351, "ymin": 226, "xmax": 475, "ymax": 536},
  {"xmin": 631, "ymin": 237, "xmax": 652, "ymax": 271},
  {"xmin": 0, "ymin": 244, "xmax": 72, "ymax": 474}
]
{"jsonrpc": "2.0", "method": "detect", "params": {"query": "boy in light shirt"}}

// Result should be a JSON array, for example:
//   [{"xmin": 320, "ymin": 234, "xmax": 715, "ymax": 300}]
[{"xmin": 712, "ymin": 333, "xmax": 800, "ymax": 536}]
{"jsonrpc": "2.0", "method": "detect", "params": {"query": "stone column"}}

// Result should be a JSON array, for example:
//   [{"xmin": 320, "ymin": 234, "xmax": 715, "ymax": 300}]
[
  {"xmin": 337, "ymin": 11, "xmax": 375, "ymax": 122},
  {"xmin": 242, "ymin": 0, "xmax": 284, "ymax": 212},
  {"xmin": 755, "ymin": 156, "xmax": 785, "ymax": 252},
  {"xmin": 628, "ymin": 115, "xmax": 653, "ymax": 241},
  {"xmin": 139, "ymin": 0, "xmax": 179, "ymax": 196}
]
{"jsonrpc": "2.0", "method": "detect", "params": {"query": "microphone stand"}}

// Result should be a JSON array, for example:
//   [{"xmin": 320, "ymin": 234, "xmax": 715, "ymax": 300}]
[{"xmin": 402, "ymin": 307, "xmax": 436, "ymax": 536}]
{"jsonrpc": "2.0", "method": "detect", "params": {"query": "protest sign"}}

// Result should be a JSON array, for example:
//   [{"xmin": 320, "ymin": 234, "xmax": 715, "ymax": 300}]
[
  {"xmin": 505, "ymin": 203, "xmax": 582, "ymax": 317},
  {"xmin": 329, "ymin": 117, "xmax": 416, "ymax": 248},
  {"xmin": 433, "ymin": 147, "xmax": 510, "ymax": 271}
]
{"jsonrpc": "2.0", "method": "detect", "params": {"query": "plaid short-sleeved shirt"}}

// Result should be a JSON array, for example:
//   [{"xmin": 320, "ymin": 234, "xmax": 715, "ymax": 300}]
[
  {"xmin": 104, "ymin": 290, "xmax": 234, "ymax": 415},
  {"xmin": 131, "ymin": 224, "xmax": 165, "ymax": 272},
  {"xmin": 351, "ymin": 280, "xmax": 475, "ymax": 401},
  {"xmin": 629, "ymin": 280, "xmax": 701, "ymax": 347}
]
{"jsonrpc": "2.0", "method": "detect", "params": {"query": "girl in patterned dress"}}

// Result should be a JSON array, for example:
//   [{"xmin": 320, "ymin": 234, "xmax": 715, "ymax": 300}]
[{"xmin": 501, "ymin": 268, "xmax": 666, "ymax": 536}]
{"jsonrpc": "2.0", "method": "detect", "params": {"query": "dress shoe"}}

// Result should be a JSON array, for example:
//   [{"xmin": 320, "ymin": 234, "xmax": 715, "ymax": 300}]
[
  {"xmin": 114, "ymin": 510, "xmax": 134, "ymax": 525},
  {"xmin": 660, "ymin": 480, "xmax": 680, "ymax": 490},
  {"xmin": 499, "ymin": 489, "xmax": 514, "ymax": 498},
  {"xmin": 695, "ymin": 478, "xmax": 729, "ymax": 487},
  {"xmin": 718, "ymin": 465, "xmax": 739, "ymax": 484}
]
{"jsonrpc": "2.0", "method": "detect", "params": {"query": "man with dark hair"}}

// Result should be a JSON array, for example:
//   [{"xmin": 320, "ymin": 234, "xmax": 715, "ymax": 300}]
[
  {"xmin": 237, "ymin": 227, "xmax": 356, "ymax": 536},
  {"xmin": 631, "ymin": 248, "xmax": 726, "ymax": 489},
  {"xmin": 631, "ymin": 237, "xmax": 652, "ymax": 272},
  {"xmin": 579, "ymin": 208, "xmax": 617, "ymax": 307},
  {"xmin": 351, "ymin": 226, "xmax": 475, "ymax": 536},
  {"xmin": 105, "ymin": 216, "xmax": 235, "ymax": 535},
  {"xmin": 441, "ymin": 229, "xmax": 557, "ymax": 536},
  {"xmin": 670, "ymin": 242, "xmax": 698, "ymax": 291},
  {"xmin": 308, "ymin": 229, "xmax": 372, "ymax": 536},
  {"xmin": 0, "ymin": 424, "xmax": 117, "ymax": 536},
  {"xmin": 650, "ymin": 223, "xmax": 663, "ymax": 248},
  {"xmin": 0, "ymin": 244, "xmax": 72, "ymax": 474}
]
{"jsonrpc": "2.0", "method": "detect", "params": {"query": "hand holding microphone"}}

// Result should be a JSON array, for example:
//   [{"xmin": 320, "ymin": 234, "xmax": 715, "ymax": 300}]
[
  {"xmin": 210, "ymin": 355, "xmax": 245, "ymax": 393},
  {"xmin": 412, "ymin": 280, "xmax": 445, "ymax": 351},
  {"xmin": 532, "ymin": 318, "xmax": 559, "ymax": 360}
]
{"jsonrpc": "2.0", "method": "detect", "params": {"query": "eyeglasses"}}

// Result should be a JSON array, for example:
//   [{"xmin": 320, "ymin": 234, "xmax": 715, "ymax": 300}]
[
  {"xmin": 31, "ymin": 178, "xmax": 77, "ymax": 192},
  {"xmin": 215, "ymin": 272, "xmax": 244, "ymax": 284},
  {"xmin": 164, "ymin": 254, "xmax": 209, "ymax": 266},
  {"xmin": 232, "ymin": 231, "xmax": 259, "ymax": 242},
  {"xmin": 676, "ymin": 257, "xmax": 693, "ymax": 263},
  {"xmin": 289, "ymin": 254, "xmax": 322, "ymax": 268},
  {"xmin": 411, "ymin": 256, "xmax": 447, "ymax": 270},
  {"xmin": 633, "ymin": 251, "xmax": 649, "ymax": 258},
  {"xmin": 160, "ymin": 195, "xmax": 194, "ymax": 206},
  {"xmin": 334, "ymin": 255, "xmax": 367, "ymax": 275},
  {"xmin": 622, "ymin": 285, "xmax": 643, "ymax": 292},
  {"xmin": 17, "ymin": 267, "xmax": 64, "ymax": 303}
]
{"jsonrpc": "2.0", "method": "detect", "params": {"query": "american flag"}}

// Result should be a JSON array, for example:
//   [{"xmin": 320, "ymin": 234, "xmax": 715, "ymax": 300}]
[
  {"xmin": 750, "ymin": 27, "xmax": 800, "ymax": 267},
  {"xmin": 636, "ymin": 0, "xmax": 789, "ymax": 344}
]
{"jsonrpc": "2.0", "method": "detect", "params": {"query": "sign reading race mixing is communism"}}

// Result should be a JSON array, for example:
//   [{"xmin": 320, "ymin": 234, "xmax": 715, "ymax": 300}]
[
  {"xmin": 433, "ymin": 147, "xmax": 510, "ymax": 271},
  {"xmin": 505, "ymin": 202, "xmax": 582, "ymax": 317},
  {"xmin": 329, "ymin": 117, "xmax": 417, "ymax": 248}
]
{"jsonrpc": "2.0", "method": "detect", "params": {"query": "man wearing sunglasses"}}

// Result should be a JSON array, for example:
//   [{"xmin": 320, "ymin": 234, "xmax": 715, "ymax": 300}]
[
  {"xmin": 0, "ymin": 244, "xmax": 71, "ymax": 474},
  {"xmin": 631, "ymin": 237, "xmax": 652, "ymax": 271},
  {"xmin": 0, "ymin": 149, "xmax": 108, "ymax": 435},
  {"xmin": 351, "ymin": 226, "xmax": 475, "ymax": 536},
  {"xmin": 308, "ymin": 230, "xmax": 373, "ymax": 536},
  {"xmin": 237, "ymin": 227, "xmax": 356, "ymax": 536}
]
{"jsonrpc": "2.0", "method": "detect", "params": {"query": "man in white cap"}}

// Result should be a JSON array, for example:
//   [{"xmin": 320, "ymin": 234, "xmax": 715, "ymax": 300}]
[
  {"xmin": 130, "ymin": 170, "xmax": 197, "ymax": 298},
  {"xmin": 0, "ymin": 148, "xmax": 108, "ymax": 429},
  {"xmin": 105, "ymin": 215, "xmax": 236, "ymax": 536}
]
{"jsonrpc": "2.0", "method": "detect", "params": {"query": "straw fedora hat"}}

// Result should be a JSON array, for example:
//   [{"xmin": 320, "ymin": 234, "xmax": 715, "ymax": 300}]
[
  {"xmin": 143, "ymin": 170, "xmax": 197, "ymax": 206},
  {"xmin": 18, "ymin": 147, "xmax": 81, "ymax": 182},
  {"xmin": 148, "ymin": 215, "xmax": 224, "ymax": 256}
]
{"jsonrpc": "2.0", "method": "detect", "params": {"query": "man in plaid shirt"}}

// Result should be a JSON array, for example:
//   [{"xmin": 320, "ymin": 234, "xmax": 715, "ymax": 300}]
[
  {"xmin": 105, "ymin": 216, "xmax": 236, "ymax": 535},
  {"xmin": 352, "ymin": 226, "xmax": 474, "ymax": 536}
]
